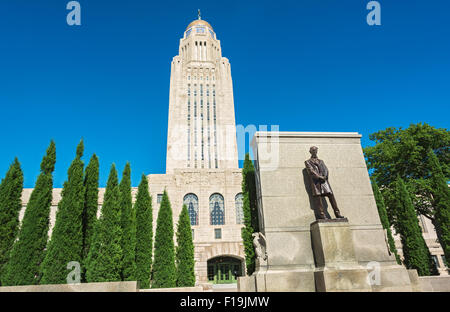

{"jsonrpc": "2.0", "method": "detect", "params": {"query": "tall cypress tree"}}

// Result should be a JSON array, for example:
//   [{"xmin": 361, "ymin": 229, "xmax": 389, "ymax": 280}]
[
  {"xmin": 40, "ymin": 141, "xmax": 85, "ymax": 285},
  {"xmin": 2, "ymin": 141, "xmax": 56, "ymax": 286},
  {"xmin": 152, "ymin": 190, "xmax": 176, "ymax": 288},
  {"xmin": 119, "ymin": 162, "xmax": 136, "ymax": 281},
  {"xmin": 371, "ymin": 178, "xmax": 401, "ymax": 264},
  {"xmin": 81, "ymin": 153, "xmax": 99, "ymax": 281},
  {"xmin": 0, "ymin": 158, "xmax": 24, "ymax": 283},
  {"xmin": 426, "ymin": 149, "xmax": 450, "ymax": 266},
  {"xmin": 135, "ymin": 174, "xmax": 153, "ymax": 289},
  {"xmin": 241, "ymin": 153, "xmax": 258, "ymax": 275},
  {"xmin": 175, "ymin": 204, "xmax": 195, "ymax": 287},
  {"xmin": 392, "ymin": 177, "xmax": 436, "ymax": 276},
  {"xmin": 85, "ymin": 164, "xmax": 122, "ymax": 282}
]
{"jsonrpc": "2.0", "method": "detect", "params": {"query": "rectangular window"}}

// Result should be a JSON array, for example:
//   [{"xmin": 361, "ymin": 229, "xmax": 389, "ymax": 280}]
[
  {"xmin": 214, "ymin": 228, "xmax": 222, "ymax": 239},
  {"xmin": 157, "ymin": 194, "xmax": 163, "ymax": 204},
  {"xmin": 441, "ymin": 255, "xmax": 447, "ymax": 267},
  {"xmin": 192, "ymin": 229, "xmax": 195, "ymax": 240}
]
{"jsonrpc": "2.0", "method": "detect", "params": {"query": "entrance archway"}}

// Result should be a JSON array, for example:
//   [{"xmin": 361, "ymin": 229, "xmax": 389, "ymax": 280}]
[{"xmin": 207, "ymin": 256, "xmax": 243, "ymax": 284}]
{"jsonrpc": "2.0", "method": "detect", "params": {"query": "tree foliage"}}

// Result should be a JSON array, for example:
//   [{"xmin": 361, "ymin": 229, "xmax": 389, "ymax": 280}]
[
  {"xmin": 371, "ymin": 178, "xmax": 401, "ymax": 264},
  {"xmin": 2, "ymin": 141, "xmax": 56, "ymax": 286},
  {"xmin": 135, "ymin": 174, "xmax": 153, "ymax": 289},
  {"xmin": 426, "ymin": 148, "xmax": 450, "ymax": 266},
  {"xmin": 119, "ymin": 162, "xmax": 136, "ymax": 281},
  {"xmin": 0, "ymin": 158, "xmax": 24, "ymax": 283},
  {"xmin": 152, "ymin": 190, "xmax": 176, "ymax": 288},
  {"xmin": 364, "ymin": 123, "xmax": 449, "ymax": 221},
  {"xmin": 241, "ymin": 153, "xmax": 259, "ymax": 276},
  {"xmin": 392, "ymin": 177, "xmax": 437, "ymax": 276},
  {"xmin": 85, "ymin": 164, "xmax": 122, "ymax": 282},
  {"xmin": 40, "ymin": 141, "xmax": 85, "ymax": 284},
  {"xmin": 82, "ymin": 153, "xmax": 99, "ymax": 280},
  {"xmin": 175, "ymin": 204, "xmax": 195, "ymax": 287},
  {"xmin": 364, "ymin": 123, "xmax": 449, "ymax": 273}
]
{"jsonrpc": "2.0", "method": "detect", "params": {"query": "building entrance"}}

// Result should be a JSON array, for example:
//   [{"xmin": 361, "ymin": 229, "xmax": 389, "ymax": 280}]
[{"xmin": 207, "ymin": 256, "xmax": 242, "ymax": 284}]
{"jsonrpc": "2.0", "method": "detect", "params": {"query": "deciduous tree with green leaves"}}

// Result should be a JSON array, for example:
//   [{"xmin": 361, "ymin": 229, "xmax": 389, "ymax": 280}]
[
  {"xmin": 2, "ymin": 141, "xmax": 56, "ymax": 286},
  {"xmin": 119, "ymin": 162, "xmax": 136, "ymax": 281},
  {"xmin": 152, "ymin": 190, "xmax": 176, "ymax": 288},
  {"xmin": 175, "ymin": 204, "xmax": 195, "ymax": 287},
  {"xmin": 40, "ymin": 141, "xmax": 85, "ymax": 285},
  {"xmin": 364, "ymin": 123, "xmax": 449, "ymax": 225},
  {"xmin": 0, "ymin": 158, "xmax": 24, "ymax": 283},
  {"xmin": 85, "ymin": 164, "xmax": 122, "ymax": 282},
  {"xmin": 135, "ymin": 174, "xmax": 153, "ymax": 289}
]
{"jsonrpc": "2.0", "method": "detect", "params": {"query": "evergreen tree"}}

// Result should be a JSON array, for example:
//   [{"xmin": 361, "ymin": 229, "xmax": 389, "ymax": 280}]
[
  {"xmin": 241, "ymin": 153, "xmax": 258, "ymax": 275},
  {"xmin": 175, "ymin": 204, "xmax": 195, "ymax": 287},
  {"xmin": 0, "ymin": 158, "xmax": 24, "ymax": 283},
  {"xmin": 371, "ymin": 178, "xmax": 401, "ymax": 264},
  {"xmin": 135, "ymin": 174, "xmax": 153, "ymax": 289},
  {"xmin": 85, "ymin": 164, "xmax": 122, "ymax": 282},
  {"xmin": 81, "ymin": 153, "xmax": 99, "ymax": 281},
  {"xmin": 426, "ymin": 149, "xmax": 450, "ymax": 266},
  {"xmin": 119, "ymin": 162, "xmax": 136, "ymax": 281},
  {"xmin": 152, "ymin": 190, "xmax": 176, "ymax": 288},
  {"xmin": 392, "ymin": 177, "xmax": 436, "ymax": 276},
  {"xmin": 1, "ymin": 141, "xmax": 56, "ymax": 286},
  {"xmin": 40, "ymin": 141, "xmax": 85, "ymax": 284}
]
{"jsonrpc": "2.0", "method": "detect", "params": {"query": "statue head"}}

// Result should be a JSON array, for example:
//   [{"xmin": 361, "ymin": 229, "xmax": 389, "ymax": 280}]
[{"xmin": 309, "ymin": 146, "xmax": 318, "ymax": 158}]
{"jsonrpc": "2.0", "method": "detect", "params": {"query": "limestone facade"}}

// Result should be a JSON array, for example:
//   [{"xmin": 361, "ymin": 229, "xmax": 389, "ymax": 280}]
[{"xmin": 147, "ymin": 169, "xmax": 245, "ymax": 284}]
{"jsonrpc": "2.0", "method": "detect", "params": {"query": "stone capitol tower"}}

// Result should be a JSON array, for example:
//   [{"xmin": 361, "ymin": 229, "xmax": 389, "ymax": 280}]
[
  {"xmin": 147, "ymin": 14, "xmax": 245, "ymax": 286},
  {"xmin": 21, "ymin": 13, "xmax": 246, "ymax": 288},
  {"xmin": 166, "ymin": 14, "xmax": 239, "ymax": 172}
]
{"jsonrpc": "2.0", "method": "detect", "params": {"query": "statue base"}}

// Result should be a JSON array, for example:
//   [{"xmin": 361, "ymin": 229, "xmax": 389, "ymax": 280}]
[{"xmin": 311, "ymin": 219, "xmax": 413, "ymax": 292}]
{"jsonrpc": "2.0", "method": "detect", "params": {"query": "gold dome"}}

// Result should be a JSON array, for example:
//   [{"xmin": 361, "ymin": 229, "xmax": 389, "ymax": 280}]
[{"xmin": 186, "ymin": 19, "xmax": 213, "ymax": 31}]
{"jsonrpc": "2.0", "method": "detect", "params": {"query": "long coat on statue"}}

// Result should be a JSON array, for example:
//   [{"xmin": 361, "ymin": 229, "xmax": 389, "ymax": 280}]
[{"xmin": 305, "ymin": 158, "xmax": 333, "ymax": 196}]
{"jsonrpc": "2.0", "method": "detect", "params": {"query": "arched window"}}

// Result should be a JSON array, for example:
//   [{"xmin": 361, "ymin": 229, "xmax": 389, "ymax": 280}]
[
  {"xmin": 210, "ymin": 193, "xmax": 225, "ymax": 225},
  {"xmin": 235, "ymin": 193, "xmax": 244, "ymax": 224},
  {"xmin": 183, "ymin": 193, "xmax": 199, "ymax": 226}
]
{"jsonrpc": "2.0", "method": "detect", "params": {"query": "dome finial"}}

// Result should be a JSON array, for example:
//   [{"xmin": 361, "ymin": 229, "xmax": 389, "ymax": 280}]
[{"xmin": 198, "ymin": 9, "xmax": 201, "ymax": 20}]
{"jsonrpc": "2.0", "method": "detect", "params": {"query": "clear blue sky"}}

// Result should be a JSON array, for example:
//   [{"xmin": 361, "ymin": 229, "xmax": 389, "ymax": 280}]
[{"xmin": 0, "ymin": 1, "xmax": 449, "ymax": 188}]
